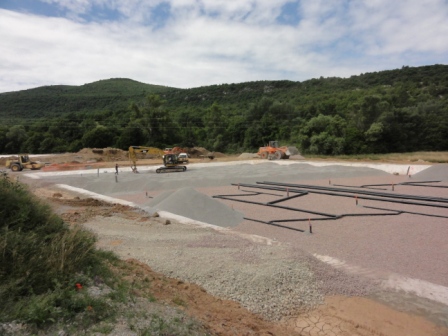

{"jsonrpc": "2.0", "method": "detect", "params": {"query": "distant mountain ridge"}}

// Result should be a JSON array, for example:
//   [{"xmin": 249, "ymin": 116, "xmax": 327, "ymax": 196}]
[
  {"xmin": 0, "ymin": 78, "xmax": 174, "ymax": 120},
  {"xmin": 1, "ymin": 64, "xmax": 447, "ymax": 122},
  {"xmin": 1, "ymin": 64, "xmax": 448, "ymax": 155}
]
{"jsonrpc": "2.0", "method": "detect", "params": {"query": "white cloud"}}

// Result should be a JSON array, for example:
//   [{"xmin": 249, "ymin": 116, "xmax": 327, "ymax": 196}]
[
  {"xmin": 347, "ymin": 0, "xmax": 448, "ymax": 55},
  {"xmin": 0, "ymin": 0, "xmax": 447, "ymax": 93}
]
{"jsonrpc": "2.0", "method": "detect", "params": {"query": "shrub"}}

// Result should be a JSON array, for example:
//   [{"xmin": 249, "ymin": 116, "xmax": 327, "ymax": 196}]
[{"xmin": 0, "ymin": 174, "xmax": 116, "ymax": 328}]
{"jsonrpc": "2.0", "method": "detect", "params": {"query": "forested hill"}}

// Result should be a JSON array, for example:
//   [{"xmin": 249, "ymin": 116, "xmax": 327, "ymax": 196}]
[
  {"xmin": 1, "ymin": 64, "xmax": 447, "ymax": 155},
  {"xmin": 0, "ymin": 78, "xmax": 174, "ymax": 120}
]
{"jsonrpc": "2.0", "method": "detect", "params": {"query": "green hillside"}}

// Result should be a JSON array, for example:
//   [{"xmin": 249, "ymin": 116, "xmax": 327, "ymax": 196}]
[
  {"xmin": 0, "ymin": 78, "xmax": 173, "ymax": 120},
  {"xmin": 0, "ymin": 64, "xmax": 447, "ymax": 155}
]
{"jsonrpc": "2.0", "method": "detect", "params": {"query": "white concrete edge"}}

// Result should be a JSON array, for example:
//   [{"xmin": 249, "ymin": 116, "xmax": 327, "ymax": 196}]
[
  {"xmin": 23, "ymin": 160, "xmax": 432, "ymax": 179},
  {"xmin": 314, "ymin": 254, "xmax": 448, "ymax": 306},
  {"xmin": 383, "ymin": 274, "xmax": 448, "ymax": 307},
  {"xmin": 55, "ymin": 184, "xmax": 138, "ymax": 207}
]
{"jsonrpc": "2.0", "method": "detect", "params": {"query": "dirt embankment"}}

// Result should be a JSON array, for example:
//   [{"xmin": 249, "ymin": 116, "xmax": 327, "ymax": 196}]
[{"xmin": 21, "ymin": 147, "xmax": 230, "ymax": 172}]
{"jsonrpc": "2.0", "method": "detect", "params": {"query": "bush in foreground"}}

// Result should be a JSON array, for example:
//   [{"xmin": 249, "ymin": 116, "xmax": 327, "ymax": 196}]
[
  {"xmin": 0, "ymin": 173, "xmax": 118, "ymax": 329},
  {"xmin": 0, "ymin": 173, "xmax": 209, "ymax": 335}
]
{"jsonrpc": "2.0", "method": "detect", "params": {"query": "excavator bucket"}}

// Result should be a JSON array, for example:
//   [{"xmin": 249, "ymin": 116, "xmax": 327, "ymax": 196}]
[{"xmin": 287, "ymin": 146, "xmax": 299, "ymax": 156}]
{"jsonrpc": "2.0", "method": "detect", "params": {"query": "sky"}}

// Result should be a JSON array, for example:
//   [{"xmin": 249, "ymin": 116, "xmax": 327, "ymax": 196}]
[{"xmin": 0, "ymin": 0, "xmax": 447, "ymax": 93}]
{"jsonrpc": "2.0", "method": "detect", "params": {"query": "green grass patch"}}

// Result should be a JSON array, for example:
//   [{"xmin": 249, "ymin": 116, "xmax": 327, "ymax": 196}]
[{"xmin": 0, "ymin": 173, "xmax": 210, "ymax": 335}]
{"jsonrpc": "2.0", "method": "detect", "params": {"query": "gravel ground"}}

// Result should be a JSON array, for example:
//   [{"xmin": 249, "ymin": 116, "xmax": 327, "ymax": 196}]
[
  {"xmin": 84, "ymin": 216, "xmax": 378, "ymax": 321},
  {"xmin": 31, "ymin": 161, "xmax": 448, "ymax": 326}
]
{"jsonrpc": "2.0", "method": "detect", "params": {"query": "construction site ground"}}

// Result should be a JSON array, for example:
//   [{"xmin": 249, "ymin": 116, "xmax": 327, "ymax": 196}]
[{"xmin": 11, "ymin": 150, "xmax": 448, "ymax": 336}]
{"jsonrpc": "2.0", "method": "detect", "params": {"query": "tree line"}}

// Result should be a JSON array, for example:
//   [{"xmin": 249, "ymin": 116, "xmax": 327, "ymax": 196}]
[{"xmin": 1, "ymin": 64, "xmax": 447, "ymax": 155}]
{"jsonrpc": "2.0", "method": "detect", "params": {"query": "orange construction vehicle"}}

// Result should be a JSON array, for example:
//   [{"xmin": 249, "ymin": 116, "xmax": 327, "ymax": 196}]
[
  {"xmin": 257, "ymin": 141, "xmax": 297, "ymax": 160},
  {"xmin": 163, "ymin": 147, "xmax": 187, "ymax": 155}
]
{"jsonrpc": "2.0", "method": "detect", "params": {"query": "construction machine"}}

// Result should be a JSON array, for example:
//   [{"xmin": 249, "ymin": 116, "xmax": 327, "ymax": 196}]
[
  {"xmin": 156, "ymin": 153, "xmax": 187, "ymax": 173},
  {"xmin": 163, "ymin": 147, "xmax": 187, "ymax": 155},
  {"xmin": 177, "ymin": 153, "xmax": 189, "ymax": 164},
  {"xmin": 257, "ymin": 141, "xmax": 298, "ymax": 160},
  {"xmin": 5, "ymin": 155, "xmax": 43, "ymax": 172},
  {"xmin": 129, "ymin": 146, "xmax": 165, "ymax": 172}
]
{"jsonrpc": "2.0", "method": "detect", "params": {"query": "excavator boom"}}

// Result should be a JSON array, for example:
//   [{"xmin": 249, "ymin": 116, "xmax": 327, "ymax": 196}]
[
  {"xmin": 128, "ymin": 146, "xmax": 187, "ymax": 173},
  {"xmin": 128, "ymin": 146, "xmax": 165, "ymax": 172}
]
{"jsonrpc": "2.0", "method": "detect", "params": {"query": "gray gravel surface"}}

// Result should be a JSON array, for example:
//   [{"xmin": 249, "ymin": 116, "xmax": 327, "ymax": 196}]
[
  {"xmin": 35, "ymin": 161, "xmax": 448, "ymax": 325},
  {"xmin": 85, "ymin": 217, "xmax": 379, "ymax": 321}
]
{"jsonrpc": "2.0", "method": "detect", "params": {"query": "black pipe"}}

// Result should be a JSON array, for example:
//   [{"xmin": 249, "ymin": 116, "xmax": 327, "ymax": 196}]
[
  {"xmin": 211, "ymin": 180, "xmax": 448, "ymax": 233},
  {"xmin": 333, "ymin": 184, "xmax": 389, "ymax": 191},
  {"xmin": 259, "ymin": 181, "xmax": 448, "ymax": 204},
  {"xmin": 267, "ymin": 192, "xmax": 308, "ymax": 205},
  {"xmin": 362, "ymin": 205, "xmax": 448, "ymax": 219},
  {"xmin": 235, "ymin": 182, "xmax": 448, "ymax": 209},
  {"xmin": 214, "ymin": 193, "xmax": 338, "ymax": 218},
  {"xmin": 243, "ymin": 217, "xmax": 306, "ymax": 232},
  {"xmin": 400, "ymin": 181, "xmax": 448, "ymax": 189}
]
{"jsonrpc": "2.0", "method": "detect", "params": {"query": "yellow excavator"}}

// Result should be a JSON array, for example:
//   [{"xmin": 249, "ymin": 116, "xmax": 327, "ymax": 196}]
[
  {"xmin": 128, "ymin": 146, "xmax": 165, "ymax": 173},
  {"xmin": 156, "ymin": 153, "xmax": 187, "ymax": 173},
  {"xmin": 128, "ymin": 146, "xmax": 187, "ymax": 173}
]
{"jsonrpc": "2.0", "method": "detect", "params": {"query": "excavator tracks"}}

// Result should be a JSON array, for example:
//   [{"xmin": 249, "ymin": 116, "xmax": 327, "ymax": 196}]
[{"xmin": 156, "ymin": 166, "xmax": 187, "ymax": 173}]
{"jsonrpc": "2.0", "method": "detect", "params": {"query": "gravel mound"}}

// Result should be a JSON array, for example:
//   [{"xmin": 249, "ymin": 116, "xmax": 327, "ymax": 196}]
[
  {"xmin": 148, "ymin": 187, "xmax": 244, "ymax": 227},
  {"xmin": 412, "ymin": 164, "xmax": 448, "ymax": 181}
]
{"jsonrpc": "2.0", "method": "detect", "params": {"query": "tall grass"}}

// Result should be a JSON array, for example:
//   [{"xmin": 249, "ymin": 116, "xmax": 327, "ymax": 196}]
[
  {"xmin": 0, "ymin": 173, "xmax": 214, "ymax": 336},
  {"xmin": 0, "ymin": 173, "xmax": 117, "ymax": 329},
  {"xmin": 0, "ymin": 174, "xmax": 209, "ymax": 335},
  {"xmin": 0, "ymin": 175, "xmax": 100, "ymax": 297}
]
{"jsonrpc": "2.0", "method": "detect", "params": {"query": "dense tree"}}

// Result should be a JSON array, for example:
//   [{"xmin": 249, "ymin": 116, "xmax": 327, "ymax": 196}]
[
  {"xmin": 5, "ymin": 125, "xmax": 28, "ymax": 153},
  {"xmin": 175, "ymin": 109, "xmax": 202, "ymax": 148},
  {"xmin": 203, "ymin": 102, "xmax": 225, "ymax": 150},
  {"xmin": 0, "ymin": 127, "xmax": 7, "ymax": 153},
  {"xmin": 299, "ymin": 115, "xmax": 347, "ymax": 155},
  {"xmin": 81, "ymin": 126, "xmax": 116, "ymax": 149},
  {"xmin": 39, "ymin": 136, "xmax": 68, "ymax": 153},
  {"xmin": 127, "ymin": 94, "xmax": 179, "ymax": 148},
  {"xmin": 1, "ymin": 65, "xmax": 448, "ymax": 155}
]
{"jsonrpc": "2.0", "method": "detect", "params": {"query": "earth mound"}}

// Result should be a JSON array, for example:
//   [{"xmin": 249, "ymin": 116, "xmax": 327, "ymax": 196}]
[
  {"xmin": 412, "ymin": 164, "xmax": 448, "ymax": 181},
  {"xmin": 148, "ymin": 187, "xmax": 244, "ymax": 227}
]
